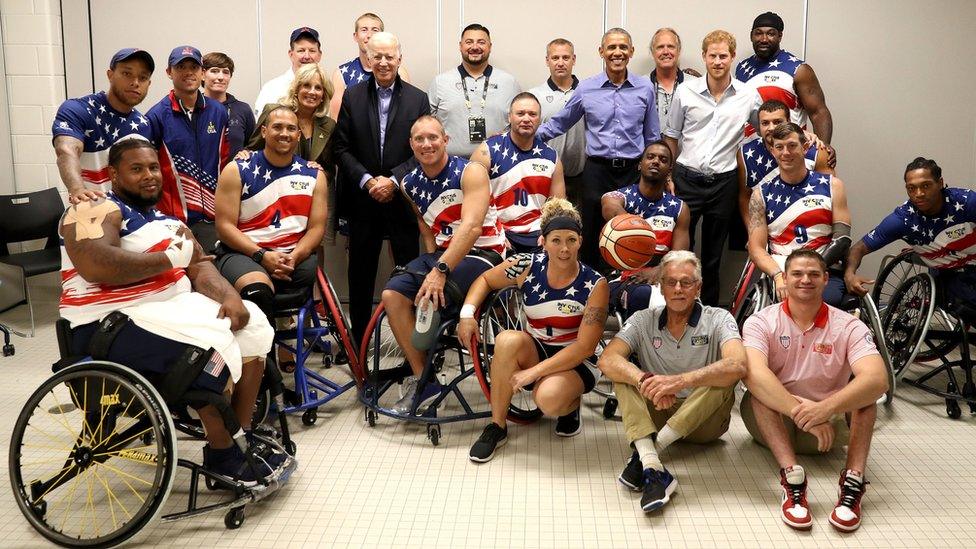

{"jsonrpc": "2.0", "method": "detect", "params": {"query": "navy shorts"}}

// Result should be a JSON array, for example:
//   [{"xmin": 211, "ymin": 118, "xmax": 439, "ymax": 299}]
[
  {"xmin": 506, "ymin": 231, "xmax": 542, "ymax": 254},
  {"xmin": 216, "ymin": 249, "xmax": 318, "ymax": 294},
  {"xmin": 385, "ymin": 250, "xmax": 501, "ymax": 316},
  {"xmin": 528, "ymin": 338, "xmax": 597, "ymax": 393},
  {"xmin": 609, "ymin": 279, "xmax": 654, "ymax": 319}
]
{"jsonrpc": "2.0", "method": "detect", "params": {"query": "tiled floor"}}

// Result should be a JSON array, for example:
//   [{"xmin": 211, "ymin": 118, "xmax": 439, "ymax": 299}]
[{"xmin": 2, "ymin": 274, "xmax": 975, "ymax": 548}]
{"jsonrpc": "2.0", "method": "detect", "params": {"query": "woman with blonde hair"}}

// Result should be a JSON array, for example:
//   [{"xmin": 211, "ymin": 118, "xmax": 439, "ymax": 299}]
[{"xmin": 458, "ymin": 198, "xmax": 609, "ymax": 462}]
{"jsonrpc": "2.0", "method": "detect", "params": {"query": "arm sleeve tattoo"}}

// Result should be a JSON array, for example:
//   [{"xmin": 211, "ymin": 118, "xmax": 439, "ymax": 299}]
[{"xmin": 748, "ymin": 190, "xmax": 766, "ymax": 230}]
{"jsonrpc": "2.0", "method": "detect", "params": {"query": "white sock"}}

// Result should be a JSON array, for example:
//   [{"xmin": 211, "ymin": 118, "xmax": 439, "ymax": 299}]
[
  {"xmin": 655, "ymin": 425, "xmax": 681, "ymax": 451},
  {"xmin": 634, "ymin": 437, "xmax": 662, "ymax": 471}
]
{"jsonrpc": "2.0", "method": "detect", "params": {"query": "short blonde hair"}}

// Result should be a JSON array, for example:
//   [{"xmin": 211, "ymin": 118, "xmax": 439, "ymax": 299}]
[
  {"xmin": 701, "ymin": 29, "xmax": 736, "ymax": 56},
  {"xmin": 540, "ymin": 197, "xmax": 581, "ymax": 228},
  {"xmin": 282, "ymin": 63, "xmax": 333, "ymax": 119}
]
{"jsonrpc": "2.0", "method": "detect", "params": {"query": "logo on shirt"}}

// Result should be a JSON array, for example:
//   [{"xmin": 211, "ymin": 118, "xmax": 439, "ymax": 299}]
[
  {"xmin": 814, "ymin": 343, "xmax": 833, "ymax": 355},
  {"xmin": 440, "ymin": 193, "xmax": 459, "ymax": 206},
  {"xmin": 290, "ymin": 180, "xmax": 311, "ymax": 191},
  {"xmin": 763, "ymin": 74, "xmax": 780, "ymax": 83},
  {"xmin": 58, "ymin": 121, "xmax": 70, "ymax": 130},
  {"xmin": 557, "ymin": 302, "xmax": 583, "ymax": 314},
  {"xmin": 802, "ymin": 197, "xmax": 825, "ymax": 208},
  {"xmin": 779, "ymin": 335, "xmax": 791, "ymax": 349},
  {"xmin": 532, "ymin": 163, "xmax": 548, "ymax": 172},
  {"xmin": 691, "ymin": 335, "xmax": 710, "ymax": 346},
  {"xmin": 455, "ymin": 82, "xmax": 464, "ymax": 91},
  {"xmin": 864, "ymin": 332, "xmax": 874, "ymax": 345},
  {"xmin": 207, "ymin": 121, "xmax": 217, "ymax": 134},
  {"xmin": 946, "ymin": 227, "xmax": 967, "ymax": 239},
  {"xmin": 546, "ymin": 95, "xmax": 554, "ymax": 103},
  {"xmin": 651, "ymin": 218, "xmax": 674, "ymax": 229},
  {"xmin": 652, "ymin": 336, "xmax": 663, "ymax": 349},
  {"xmin": 725, "ymin": 320, "xmax": 739, "ymax": 334}
]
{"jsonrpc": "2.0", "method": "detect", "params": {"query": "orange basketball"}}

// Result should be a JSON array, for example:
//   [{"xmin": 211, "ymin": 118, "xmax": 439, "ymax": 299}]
[{"xmin": 599, "ymin": 214, "xmax": 657, "ymax": 270}]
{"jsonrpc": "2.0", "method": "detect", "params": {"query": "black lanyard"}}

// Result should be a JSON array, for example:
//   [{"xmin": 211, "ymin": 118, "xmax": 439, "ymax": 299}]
[{"xmin": 458, "ymin": 66, "xmax": 490, "ymax": 112}]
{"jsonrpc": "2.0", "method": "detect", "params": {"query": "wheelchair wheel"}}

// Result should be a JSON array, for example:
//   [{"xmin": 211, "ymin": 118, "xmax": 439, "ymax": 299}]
[
  {"xmin": 871, "ymin": 250, "xmax": 925, "ymax": 312},
  {"xmin": 9, "ymin": 361, "xmax": 177, "ymax": 548},
  {"xmin": 734, "ymin": 273, "xmax": 771, "ymax": 330},
  {"xmin": 729, "ymin": 260, "xmax": 760, "ymax": 317},
  {"xmin": 858, "ymin": 294, "xmax": 897, "ymax": 404},
  {"xmin": 882, "ymin": 273, "xmax": 937, "ymax": 378},
  {"xmin": 359, "ymin": 304, "xmax": 415, "ymax": 403},
  {"xmin": 316, "ymin": 268, "xmax": 361, "ymax": 382},
  {"xmin": 472, "ymin": 287, "xmax": 543, "ymax": 424}
]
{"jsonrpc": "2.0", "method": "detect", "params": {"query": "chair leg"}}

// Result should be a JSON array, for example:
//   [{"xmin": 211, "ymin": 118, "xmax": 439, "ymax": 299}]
[{"xmin": 24, "ymin": 280, "xmax": 35, "ymax": 338}]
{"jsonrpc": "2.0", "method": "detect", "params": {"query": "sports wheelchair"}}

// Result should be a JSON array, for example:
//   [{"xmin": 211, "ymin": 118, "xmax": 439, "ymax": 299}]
[
  {"xmin": 9, "ymin": 318, "xmax": 297, "ymax": 547},
  {"xmin": 729, "ymin": 259, "xmax": 896, "ymax": 404},
  {"xmin": 873, "ymin": 250, "xmax": 976, "ymax": 418}
]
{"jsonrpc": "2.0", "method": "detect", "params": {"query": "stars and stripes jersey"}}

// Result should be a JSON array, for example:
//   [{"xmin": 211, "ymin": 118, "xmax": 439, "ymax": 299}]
[
  {"xmin": 735, "ymin": 49, "xmax": 810, "ymax": 138},
  {"xmin": 861, "ymin": 187, "xmax": 976, "ymax": 270},
  {"xmin": 486, "ymin": 133, "xmax": 557, "ymax": 237},
  {"xmin": 611, "ymin": 185, "xmax": 684, "ymax": 252},
  {"xmin": 51, "ymin": 92, "xmax": 153, "ymax": 193},
  {"xmin": 234, "ymin": 151, "xmax": 319, "ymax": 253},
  {"xmin": 399, "ymin": 155, "xmax": 507, "ymax": 253},
  {"xmin": 761, "ymin": 170, "xmax": 834, "ymax": 256},
  {"xmin": 519, "ymin": 253, "xmax": 604, "ymax": 346},
  {"xmin": 59, "ymin": 193, "xmax": 192, "ymax": 326},
  {"xmin": 338, "ymin": 57, "xmax": 370, "ymax": 87},
  {"xmin": 741, "ymin": 138, "xmax": 817, "ymax": 189},
  {"xmin": 146, "ymin": 91, "xmax": 230, "ymax": 225}
]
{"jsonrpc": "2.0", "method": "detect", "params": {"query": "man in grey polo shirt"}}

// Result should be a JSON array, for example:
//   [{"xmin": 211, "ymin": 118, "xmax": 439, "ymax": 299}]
[
  {"xmin": 528, "ymin": 38, "xmax": 585, "ymax": 204},
  {"xmin": 428, "ymin": 23, "xmax": 520, "ymax": 158},
  {"xmin": 598, "ymin": 250, "xmax": 746, "ymax": 513}
]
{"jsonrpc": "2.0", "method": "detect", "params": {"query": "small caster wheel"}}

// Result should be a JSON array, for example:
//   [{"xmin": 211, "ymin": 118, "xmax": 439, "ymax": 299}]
[
  {"xmin": 284, "ymin": 440, "xmax": 298, "ymax": 456},
  {"xmin": 302, "ymin": 408, "xmax": 318, "ymax": 426},
  {"xmin": 322, "ymin": 354, "xmax": 333, "ymax": 369},
  {"xmin": 334, "ymin": 349, "xmax": 349, "ymax": 365},
  {"xmin": 224, "ymin": 506, "xmax": 245, "ymax": 529},
  {"xmin": 603, "ymin": 398, "xmax": 618, "ymax": 419},
  {"xmin": 366, "ymin": 409, "xmax": 377, "ymax": 427},
  {"xmin": 947, "ymin": 399, "xmax": 962, "ymax": 419},
  {"xmin": 2, "ymin": 344, "xmax": 13, "ymax": 356},
  {"xmin": 427, "ymin": 424, "xmax": 441, "ymax": 446}
]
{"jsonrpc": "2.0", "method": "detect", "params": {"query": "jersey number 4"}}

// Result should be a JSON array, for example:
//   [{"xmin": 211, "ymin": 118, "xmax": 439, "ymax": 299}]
[{"xmin": 270, "ymin": 210, "xmax": 282, "ymax": 229}]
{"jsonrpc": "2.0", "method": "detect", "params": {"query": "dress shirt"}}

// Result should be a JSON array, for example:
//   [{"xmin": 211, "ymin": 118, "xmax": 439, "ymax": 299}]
[
  {"xmin": 664, "ymin": 76, "xmax": 761, "ymax": 175},
  {"xmin": 537, "ymin": 70, "xmax": 659, "ymax": 159},
  {"xmin": 360, "ymin": 82, "xmax": 396, "ymax": 188},
  {"xmin": 528, "ymin": 76, "xmax": 585, "ymax": 177}
]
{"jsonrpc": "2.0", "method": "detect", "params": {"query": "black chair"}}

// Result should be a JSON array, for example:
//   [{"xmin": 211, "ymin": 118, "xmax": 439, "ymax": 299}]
[{"xmin": 0, "ymin": 187, "xmax": 65, "ymax": 336}]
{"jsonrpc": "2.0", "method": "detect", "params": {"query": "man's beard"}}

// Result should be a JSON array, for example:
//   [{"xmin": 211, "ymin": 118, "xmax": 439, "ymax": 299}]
[{"xmin": 115, "ymin": 186, "xmax": 160, "ymax": 209}]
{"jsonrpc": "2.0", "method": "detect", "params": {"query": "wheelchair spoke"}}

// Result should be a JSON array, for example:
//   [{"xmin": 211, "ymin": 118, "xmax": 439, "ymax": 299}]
[
  {"xmin": 57, "ymin": 465, "xmax": 85, "ymax": 532},
  {"xmin": 25, "ymin": 424, "xmax": 77, "ymax": 454},
  {"xmin": 96, "ymin": 460, "xmax": 155, "ymax": 488},
  {"xmin": 91, "ymin": 466, "xmax": 122, "ymax": 531},
  {"xmin": 51, "ymin": 385, "xmax": 85, "ymax": 442}
]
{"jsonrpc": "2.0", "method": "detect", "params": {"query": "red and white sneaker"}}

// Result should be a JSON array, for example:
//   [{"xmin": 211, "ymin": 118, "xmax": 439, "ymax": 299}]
[
  {"xmin": 779, "ymin": 465, "xmax": 812, "ymax": 530},
  {"xmin": 830, "ymin": 469, "xmax": 868, "ymax": 532}
]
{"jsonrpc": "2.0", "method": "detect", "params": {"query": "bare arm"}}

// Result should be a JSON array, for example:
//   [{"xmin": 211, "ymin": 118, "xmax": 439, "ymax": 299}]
[
  {"xmin": 214, "ymin": 162, "xmax": 260, "ymax": 256},
  {"xmin": 746, "ymin": 188, "xmax": 781, "ymax": 278},
  {"xmin": 821, "ymin": 354, "xmax": 888, "ymax": 413},
  {"xmin": 598, "ymin": 337, "xmax": 644, "ymax": 386},
  {"xmin": 830, "ymin": 176, "xmax": 852, "ymax": 227},
  {"xmin": 600, "ymin": 190, "xmax": 627, "ymax": 221},
  {"xmin": 329, "ymin": 69, "xmax": 346, "ymax": 122},
  {"xmin": 672, "ymin": 203, "xmax": 691, "ymax": 252},
  {"xmin": 843, "ymin": 240, "xmax": 875, "ymax": 296},
  {"xmin": 814, "ymin": 145, "xmax": 833, "ymax": 175},
  {"xmin": 641, "ymin": 337, "xmax": 747, "ymax": 404},
  {"xmin": 439, "ymin": 164, "xmax": 490, "ymax": 269},
  {"xmin": 469, "ymin": 142, "xmax": 491, "ymax": 172},
  {"xmin": 54, "ymin": 136, "xmax": 101, "ymax": 203},
  {"xmin": 664, "ymin": 136, "xmax": 679, "ymax": 162},
  {"xmin": 794, "ymin": 64, "xmax": 832, "ymax": 144},
  {"xmin": 743, "ymin": 346, "xmax": 801, "ymax": 416},
  {"xmin": 550, "ymin": 159, "xmax": 566, "ymax": 199},
  {"xmin": 290, "ymin": 170, "xmax": 328, "ymax": 263}
]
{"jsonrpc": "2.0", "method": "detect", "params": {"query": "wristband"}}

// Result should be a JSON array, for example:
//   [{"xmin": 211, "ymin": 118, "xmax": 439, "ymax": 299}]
[
  {"xmin": 459, "ymin": 304, "xmax": 476, "ymax": 319},
  {"xmin": 772, "ymin": 270, "xmax": 784, "ymax": 280},
  {"xmin": 637, "ymin": 371, "xmax": 654, "ymax": 387}
]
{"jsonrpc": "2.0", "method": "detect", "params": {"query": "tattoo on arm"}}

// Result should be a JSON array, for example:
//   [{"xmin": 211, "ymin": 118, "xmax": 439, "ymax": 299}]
[
  {"xmin": 748, "ymin": 191, "xmax": 766, "ymax": 230},
  {"xmin": 582, "ymin": 306, "xmax": 609, "ymax": 326},
  {"xmin": 504, "ymin": 253, "xmax": 532, "ymax": 279},
  {"xmin": 191, "ymin": 264, "xmax": 235, "ymax": 303}
]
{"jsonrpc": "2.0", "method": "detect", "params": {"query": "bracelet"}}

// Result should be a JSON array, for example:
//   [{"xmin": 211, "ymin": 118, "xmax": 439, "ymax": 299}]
[
  {"xmin": 637, "ymin": 371, "xmax": 654, "ymax": 387},
  {"xmin": 772, "ymin": 270, "xmax": 784, "ymax": 280},
  {"xmin": 459, "ymin": 304, "xmax": 476, "ymax": 319}
]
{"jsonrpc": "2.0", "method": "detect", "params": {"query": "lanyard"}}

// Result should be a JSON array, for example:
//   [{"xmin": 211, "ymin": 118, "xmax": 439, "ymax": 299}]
[{"xmin": 458, "ymin": 66, "xmax": 490, "ymax": 112}]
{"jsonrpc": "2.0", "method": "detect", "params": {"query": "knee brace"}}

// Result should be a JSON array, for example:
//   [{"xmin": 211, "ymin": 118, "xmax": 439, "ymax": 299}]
[{"xmin": 240, "ymin": 283, "xmax": 274, "ymax": 324}]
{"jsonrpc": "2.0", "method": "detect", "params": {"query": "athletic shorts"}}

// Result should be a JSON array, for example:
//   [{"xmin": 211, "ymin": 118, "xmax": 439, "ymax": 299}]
[
  {"xmin": 527, "ymin": 338, "xmax": 598, "ymax": 393},
  {"xmin": 385, "ymin": 249, "xmax": 501, "ymax": 316},
  {"xmin": 216, "ymin": 249, "xmax": 318, "ymax": 294},
  {"xmin": 506, "ymin": 231, "xmax": 542, "ymax": 254}
]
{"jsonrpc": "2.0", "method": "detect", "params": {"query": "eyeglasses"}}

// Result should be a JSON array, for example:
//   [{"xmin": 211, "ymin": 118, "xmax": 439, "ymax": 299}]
[{"xmin": 661, "ymin": 277, "xmax": 700, "ymax": 288}]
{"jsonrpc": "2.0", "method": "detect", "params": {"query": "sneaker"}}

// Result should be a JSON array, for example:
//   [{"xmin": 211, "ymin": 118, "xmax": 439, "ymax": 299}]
[
  {"xmin": 554, "ymin": 407, "xmax": 582, "ymax": 437},
  {"xmin": 245, "ymin": 431, "xmax": 288, "ymax": 470},
  {"xmin": 779, "ymin": 466, "xmax": 812, "ymax": 530},
  {"xmin": 391, "ymin": 377, "xmax": 442, "ymax": 415},
  {"xmin": 640, "ymin": 467, "xmax": 678, "ymax": 512},
  {"xmin": 618, "ymin": 451, "xmax": 644, "ymax": 491},
  {"xmin": 203, "ymin": 444, "xmax": 271, "ymax": 486},
  {"xmin": 469, "ymin": 423, "xmax": 508, "ymax": 463},
  {"xmin": 829, "ymin": 469, "xmax": 868, "ymax": 532}
]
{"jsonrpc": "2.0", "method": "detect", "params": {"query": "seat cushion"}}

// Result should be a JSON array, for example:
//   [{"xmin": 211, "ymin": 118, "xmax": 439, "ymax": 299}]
[
  {"xmin": 0, "ymin": 248, "xmax": 60, "ymax": 277},
  {"xmin": 273, "ymin": 287, "xmax": 313, "ymax": 313}
]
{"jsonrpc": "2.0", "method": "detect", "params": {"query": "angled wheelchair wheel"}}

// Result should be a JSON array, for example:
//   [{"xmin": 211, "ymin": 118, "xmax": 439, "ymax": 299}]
[
  {"xmin": 729, "ymin": 260, "xmax": 760, "ymax": 318},
  {"xmin": 472, "ymin": 287, "xmax": 542, "ymax": 424},
  {"xmin": 316, "ymin": 268, "xmax": 362, "ymax": 382},
  {"xmin": 9, "ymin": 361, "xmax": 177, "ymax": 548},
  {"xmin": 882, "ymin": 273, "xmax": 937, "ymax": 379},
  {"xmin": 359, "ymin": 304, "xmax": 414, "ymax": 404},
  {"xmin": 858, "ymin": 294, "xmax": 897, "ymax": 404},
  {"xmin": 872, "ymin": 250, "xmax": 925, "ymax": 312},
  {"xmin": 734, "ymin": 273, "xmax": 771, "ymax": 330}
]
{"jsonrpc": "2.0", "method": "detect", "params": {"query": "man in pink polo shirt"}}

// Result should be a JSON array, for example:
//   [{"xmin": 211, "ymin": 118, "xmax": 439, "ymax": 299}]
[{"xmin": 741, "ymin": 249, "xmax": 888, "ymax": 533}]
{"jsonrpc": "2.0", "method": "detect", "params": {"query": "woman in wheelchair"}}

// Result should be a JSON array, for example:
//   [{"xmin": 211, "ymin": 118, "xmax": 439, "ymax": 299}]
[{"xmin": 458, "ymin": 199, "xmax": 609, "ymax": 462}]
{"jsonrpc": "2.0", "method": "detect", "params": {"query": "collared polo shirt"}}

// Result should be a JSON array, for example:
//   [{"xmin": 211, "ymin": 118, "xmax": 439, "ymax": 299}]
[
  {"xmin": 428, "ymin": 64, "xmax": 521, "ymax": 158},
  {"xmin": 615, "ymin": 302, "xmax": 741, "ymax": 397},
  {"xmin": 528, "ymin": 76, "xmax": 585, "ymax": 176},
  {"xmin": 254, "ymin": 68, "xmax": 294, "ymax": 117},
  {"xmin": 742, "ymin": 300, "xmax": 879, "ymax": 401},
  {"xmin": 664, "ymin": 76, "xmax": 762, "ymax": 175}
]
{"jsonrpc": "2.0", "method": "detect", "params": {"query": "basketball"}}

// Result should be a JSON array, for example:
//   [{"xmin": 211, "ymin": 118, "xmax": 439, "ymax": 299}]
[{"xmin": 599, "ymin": 214, "xmax": 657, "ymax": 270}]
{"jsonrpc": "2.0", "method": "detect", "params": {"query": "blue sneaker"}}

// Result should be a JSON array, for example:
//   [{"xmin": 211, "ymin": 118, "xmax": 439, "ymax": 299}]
[{"xmin": 641, "ymin": 467, "xmax": 678, "ymax": 512}]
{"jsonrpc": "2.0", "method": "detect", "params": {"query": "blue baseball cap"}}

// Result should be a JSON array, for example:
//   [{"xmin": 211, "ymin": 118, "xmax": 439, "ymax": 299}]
[
  {"xmin": 110, "ymin": 48, "xmax": 155, "ymax": 73},
  {"xmin": 168, "ymin": 45, "xmax": 203, "ymax": 67},
  {"xmin": 290, "ymin": 26, "xmax": 320, "ymax": 47}
]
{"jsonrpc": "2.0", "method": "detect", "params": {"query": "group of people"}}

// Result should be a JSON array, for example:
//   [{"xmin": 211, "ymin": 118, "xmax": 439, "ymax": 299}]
[{"xmin": 49, "ymin": 8, "xmax": 975, "ymax": 536}]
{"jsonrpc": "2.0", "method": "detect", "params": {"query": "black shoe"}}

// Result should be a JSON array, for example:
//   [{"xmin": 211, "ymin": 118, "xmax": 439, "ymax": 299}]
[
  {"xmin": 469, "ymin": 423, "xmax": 508, "ymax": 463},
  {"xmin": 555, "ymin": 407, "xmax": 582, "ymax": 437},
  {"xmin": 246, "ymin": 431, "xmax": 288, "ymax": 470},
  {"xmin": 641, "ymin": 467, "xmax": 678, "ymax": 512},
  {"xmin": 203, "ymin": 444, "xmax": 271, "ymax": 486},
  {"xmin": 618, "ymin": 451, "xmax": 644, "ymax": 491}
]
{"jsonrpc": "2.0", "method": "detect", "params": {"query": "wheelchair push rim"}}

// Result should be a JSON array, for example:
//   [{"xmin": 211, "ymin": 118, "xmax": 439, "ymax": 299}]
[
  {"xmin": 9, "ymin": 361, "xmax": 178, "ymax": 548},
  {"xmin": 882, "ymin": 272, "xmax": 937, "ymax": 379}
]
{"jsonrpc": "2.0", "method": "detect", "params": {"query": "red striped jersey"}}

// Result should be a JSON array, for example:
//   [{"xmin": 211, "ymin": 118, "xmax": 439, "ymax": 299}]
[
  {"xmin": 399, "ymin": 155, "xmax": 506, "ymax": 253},
  {"xmin": 60, "ymin": 193, "xmax": 191, "ymax": 326},
  {"xmin": 520, "ymin": 253, "xmax": 604, "ymax": 346},
  {"xmin": 862, "ymin": 187, "xmax": 976, "ymax": 270},
  {"xmin": 762, "ymin": 170, "xmax": 834, "ymax": 256},
  {"xmin": 735, "ymin": 49, "xmax": 810, "ymax": 138},
  {"xmin": 742, "ymin": 138, "xmax": 817, "ymax": 189},
  {"xmin": 615, "ymin": 185, "xmax": 683, "ymax": 252},
  {"xmin": 234, "ymin": 151, "xmax": 319, "ymax": 253},
  {"xmin": 52, "ymin": 92, "xmax": 153, "ymax": 193},
  {"xmin": 485, "ymin": 133, "xmax": 556, "ymax": 237}
]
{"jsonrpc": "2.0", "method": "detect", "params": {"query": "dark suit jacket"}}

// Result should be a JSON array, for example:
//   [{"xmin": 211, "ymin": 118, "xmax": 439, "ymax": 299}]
[{"xmin": 333, "ymin": 75, "xmax": 430, "ymax": 219}]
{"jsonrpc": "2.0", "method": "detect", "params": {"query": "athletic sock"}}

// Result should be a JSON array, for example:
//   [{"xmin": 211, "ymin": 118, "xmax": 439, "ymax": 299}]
[
  {"xmin": 634, "ymin": 437, "xmax": 662, "ymax": 471},
  {"xmin": 655, "ymin": 425, "xmax": 681, "ymax": 451}
]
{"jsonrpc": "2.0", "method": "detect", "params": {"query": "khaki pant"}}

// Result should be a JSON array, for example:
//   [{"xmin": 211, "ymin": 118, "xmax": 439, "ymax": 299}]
[
  {"xmin": 614, "ymin": 382, "xmax": 735, "ymax": 443},
  {"xmin": 740, "ymin": 391, "xmax": 850, "ymax": 455}
]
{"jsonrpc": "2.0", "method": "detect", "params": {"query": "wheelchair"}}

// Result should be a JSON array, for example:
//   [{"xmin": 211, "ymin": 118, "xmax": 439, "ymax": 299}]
[
  {"xmin": 875, "ymin": 253, "xmax": 976, "ymax": 419},
  {"xmin": 9, "ymin": 318, "xmax": 297, "ymax": 547},
  {"xmin": 262, "ymin": 267, "xmax": 358, "ymax": 431},
  {"xmin": 729, "ymin": 259, "xmax": 897, "ymax": 404}
]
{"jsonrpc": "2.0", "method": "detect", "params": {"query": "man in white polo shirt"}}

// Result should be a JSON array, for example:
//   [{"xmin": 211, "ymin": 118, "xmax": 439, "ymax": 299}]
[
  {"xmin": 254, "ymin": 27, "xmax": 323, "ymax": 117},
  {"xmin": 741, "ymin": 249, "xmax": 888, "ymax": 533},
  {"xmin": 599, "ymin": 250, "xmax": 746, "ymax": 513}
]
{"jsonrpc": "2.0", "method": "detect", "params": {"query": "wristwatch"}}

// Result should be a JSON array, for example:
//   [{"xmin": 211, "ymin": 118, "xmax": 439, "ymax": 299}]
[
  {"xmin": 436, "ymin": 261, "xmax": 451, "ymax": 276},
  {"xmin": 251, "ymin": 249, "xmax": 266, "ymax": 264}
]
